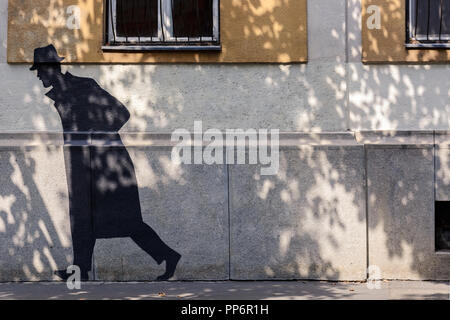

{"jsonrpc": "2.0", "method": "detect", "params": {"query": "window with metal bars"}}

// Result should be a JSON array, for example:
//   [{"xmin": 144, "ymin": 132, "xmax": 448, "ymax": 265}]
[
  {"xmin": 407, "ymin": 0, "xmax": 450, "ymax": 48},
  {"xmin": 103, "ymin": 0, "xmax": 220, "ymax": 51}
]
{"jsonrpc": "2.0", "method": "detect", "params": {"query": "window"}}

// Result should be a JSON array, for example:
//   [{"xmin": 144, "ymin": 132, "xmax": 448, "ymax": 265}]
[
  {"xmin": 407, "ymin": 0, "xmax": 450, "ymax": 48},
  {"xmin": 103, "ymin": 0, "xmax": 220, "ymax": 51},
  {"xmin": 435, "ymin": 201, "xmax": 450, "ymax": 251}
]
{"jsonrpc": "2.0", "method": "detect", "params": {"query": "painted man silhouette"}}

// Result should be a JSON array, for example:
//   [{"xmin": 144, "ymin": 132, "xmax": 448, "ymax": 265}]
[{"xmin": 30, "ymin": 45, "xmax": 181, "ymax": 281}]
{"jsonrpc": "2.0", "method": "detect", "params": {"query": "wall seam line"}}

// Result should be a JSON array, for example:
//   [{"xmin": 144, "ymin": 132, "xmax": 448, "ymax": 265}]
[
  {"xmin": 345, "ymin": 0, "xmax": 351, "ymax": 131},
  {"xmin": 226, "ymin": 164, "xmax": 231, "ymax": 280},
  {"xmin": 345, "ymin": 0, "xmax": 349, "ymax": 64},
  {"xmin": 364, "ymin": 144, "xmax": 370, "ymax": 280},
  {"xmin": 433, "ymin": 130, "xmax": 436, "ymax": 253}
]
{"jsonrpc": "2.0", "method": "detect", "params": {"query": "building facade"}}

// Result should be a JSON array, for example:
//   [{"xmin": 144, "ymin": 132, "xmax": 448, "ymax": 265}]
[{"xmin": 0, "ymin": 0, "xmax": 449, "ymax": 281}]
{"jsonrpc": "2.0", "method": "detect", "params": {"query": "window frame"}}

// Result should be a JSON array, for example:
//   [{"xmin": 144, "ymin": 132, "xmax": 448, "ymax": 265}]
[
  {"xmin": 406, "ymin": 0, "xmax": 450, "ymax": 49},
  {"xmin": 102, "ymin": 0, "xmax": 221, "ymax": 51}
]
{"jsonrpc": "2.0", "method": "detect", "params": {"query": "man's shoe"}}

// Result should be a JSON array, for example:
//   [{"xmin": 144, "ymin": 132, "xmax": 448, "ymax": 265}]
[
  {"xmin": 54, "ymin": 269, "xmax": 70, "ymax": 281},
  {"xmin": 156, "ymin": 251, "xmax": 181, "ymax": 281}
]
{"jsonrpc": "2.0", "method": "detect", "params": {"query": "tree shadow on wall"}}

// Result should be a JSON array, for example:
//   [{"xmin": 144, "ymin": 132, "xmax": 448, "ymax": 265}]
[
  {"xmin": 0, "ymin": 145, "xmax": 71, "ymax": 281},
  {"xmin": 2, "ymin": 0, "xmax": 450, "ymax": 282}
]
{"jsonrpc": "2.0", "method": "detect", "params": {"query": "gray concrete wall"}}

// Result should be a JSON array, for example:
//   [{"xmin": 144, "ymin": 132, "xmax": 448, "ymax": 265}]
[
  {"xmin": 0, "ymin": 1, "xmax": 449, "ymax": 281},
  {"xmin": 229, "ymin": 141, "xmax": 367, "ymax": 281},
  {"xmin": 361, "ymin": 132, "xmax": 449, "ymax": 280}
]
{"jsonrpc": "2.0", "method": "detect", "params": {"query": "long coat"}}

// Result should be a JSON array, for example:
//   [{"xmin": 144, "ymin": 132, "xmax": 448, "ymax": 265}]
[{"xmin": 46, "ymin": 72, "xmax": 143, "ymax": 239}]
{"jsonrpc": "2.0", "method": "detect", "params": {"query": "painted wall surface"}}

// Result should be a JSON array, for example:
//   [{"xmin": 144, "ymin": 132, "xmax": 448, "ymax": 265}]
[
  {"xmin": 7, "ymin": 0, "xmax": 308, "ymax": 63},
  {"xmin": 0, "ymin": 0, "xmax": 449, "ymax": 281},
  {"xmin": 362, "ymin": 0, "xmax": 450, "ymax": 63}
]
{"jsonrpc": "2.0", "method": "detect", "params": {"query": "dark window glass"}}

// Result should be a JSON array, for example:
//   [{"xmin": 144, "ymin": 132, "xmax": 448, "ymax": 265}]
[
  {"xmin": 441, "ymin": 0, "xmax": 450, "ymax": 37},
  {"xmin": 435, "ymin": 201, "xmax": 450, "ymax": 251},
  {"xmin": 172, "ymin": 0, "xmax": 214, "ymax": 38},
  {"xmin": 116, "ymin": 0, "xmax": 158, "ymax": 38},
  {"xmin": 411, "ymin": 0, "xmax": 450, "ymax": 40}
]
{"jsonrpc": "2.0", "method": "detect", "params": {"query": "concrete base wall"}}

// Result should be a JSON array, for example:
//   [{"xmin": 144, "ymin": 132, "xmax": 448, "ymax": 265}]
[
  {"xmin": 0, "ymin": 132, "xmax": 449, "ymax": 281},
  {"xmin": 363, "ymin": 133, "xmax": 450, "ymax": 280},
  {"xmin": 94, "ymin": 148, "xmax": 229, "ymax": 281},
  {"xmin": 0, "ymin": 145, "xmax": 72, "ymax": 281},
  {"xmin": 229, "ymin": 145, "xmax": 366, "ymax": 281}
]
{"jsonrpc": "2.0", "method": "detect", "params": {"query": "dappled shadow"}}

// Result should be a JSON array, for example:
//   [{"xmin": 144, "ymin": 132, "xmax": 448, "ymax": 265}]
[
  {"xmin": 0, "ymin": 141, "xmax": 72, "ymax": 281},
  {"xmin": 0, "ymin": 0, "xmax": 449, "ymax": 284},
  {"xmin": 0, "ymin": 280, "xmax": 448, "ymax": 300},
  {"xmin": 362, "ymin": 0, "xmax": 450, "ymax": 63},
  {"xmin": 229, "ymin": 145, "xmax": 365, "ymax": 280},
  {"xmin": 7, "ymin": 0, "xmax": 307, "ymax": 63},
  {"xmin": 0, "ymin": 281, "xmax": 370, "ymax": 300},
  {"xmin": 349, "ymin": 64, "xmax": 450, "ymax": 130}
]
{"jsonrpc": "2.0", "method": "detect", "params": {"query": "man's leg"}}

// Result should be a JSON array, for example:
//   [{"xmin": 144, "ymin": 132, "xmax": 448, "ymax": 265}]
[
  {"xmin": 56, "ymin": 228, "xmax": 95, "ymax": 281},
  {"xmin": 71, "ymin": 222, "xmax": 96, "ymax": 279},
  {"xmin": 56, "ymin": 144, "xmax": 95, "ymax": 281},
  {"xmin": 130, "ymin": 221, "xmax": 181, "ymax": 280}
]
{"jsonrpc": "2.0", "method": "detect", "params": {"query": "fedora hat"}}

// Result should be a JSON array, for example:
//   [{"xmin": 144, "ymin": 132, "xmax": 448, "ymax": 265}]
[{"xmin": 30, "ymin": 44, "xmax": 64, "ymax": 70}]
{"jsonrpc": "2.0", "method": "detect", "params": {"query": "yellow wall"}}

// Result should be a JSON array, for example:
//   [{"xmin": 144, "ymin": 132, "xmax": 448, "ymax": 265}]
[
  {"xmin": 362, "ymin": 0, "xmax": 450, "ymax": 63},
  {"xmin": 8, "ymin": 0, "xmax": 308, "ymax": 64}
]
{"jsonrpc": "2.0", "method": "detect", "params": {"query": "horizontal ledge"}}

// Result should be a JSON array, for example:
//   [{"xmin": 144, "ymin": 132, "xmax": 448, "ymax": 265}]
[
  {"xmin": 0, "ymin": 132, "xmax": 360, "ymax": 148},
  {"xmin": 434, "ymin": 131, "xmax": 450, "ymax": 148},
  {"xmin": 406, "ymin": 43, "xmax": 450, "ymax": 49},
  {"xmin": 3, "ymin": 131, "xmax": 450, "ymax": 148},
  {"xmin": 102, "ymin": 45, "xmax": 222, "ymax": 52},
  {"xmin": 435, "ymin": 250, "xmax": 450, "ymax": 256},
  {"xmin": 356, "ymin": 131, "xmax": 434, "ymax": 146}
]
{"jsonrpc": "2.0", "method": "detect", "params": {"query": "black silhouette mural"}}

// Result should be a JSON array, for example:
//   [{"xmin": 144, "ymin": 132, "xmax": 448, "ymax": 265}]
[{"xmin": 30, "ymin": 45, "xmax": 181, "ymax": 281}]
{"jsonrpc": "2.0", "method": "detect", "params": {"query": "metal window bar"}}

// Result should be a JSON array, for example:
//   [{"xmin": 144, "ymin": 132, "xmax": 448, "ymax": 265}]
[
  {"xmin": 103, "ymin": 0, "xmax": 220, "ymax": 51},
  {"xmin": 407, "ymin": 0, "xmax": 450, "ymax": 48}
]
